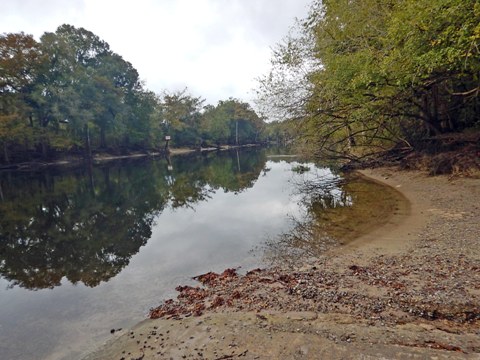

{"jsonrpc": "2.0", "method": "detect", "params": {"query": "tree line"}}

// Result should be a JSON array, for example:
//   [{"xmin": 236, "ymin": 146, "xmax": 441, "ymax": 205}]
[
  {"xmin": 0, "ymin": 25, "xmax": 265, "ymax": 165},
  {"xmin": 256, "ymin": 0, "xmax": 480, "ymax": 160}
]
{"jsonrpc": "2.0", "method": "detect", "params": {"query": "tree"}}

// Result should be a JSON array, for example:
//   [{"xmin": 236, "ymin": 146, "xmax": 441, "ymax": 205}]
[
  {"xmin": 256, "ymin": 0, "xmax": 480, "ymax": 160},
  {"xmin": 200, "ymin": 103, "xmax": 230, "ymax": 146},
  {"xmin": 1, "ymin": 24, "xmax": 265, "ymax": 164},
  {"xmin": 124, "ymin": 90, "xmax": 163, "ymax": 150},
  {"xmin": 255, "ymin": 21, "xmax": 318, "ymax": 123},
  {"xmin": 383, "ymin": 0, "xmax": 480, "ymax": 135},
  {"xmin": 31, "ymin": 25, "xmax": 113, "ymax": 153},
  {"xmin": 88, "ymin": 52, "xmax": 142, "ymax": 148},
  {"xmin": 159, "ymin": 89, "xmax": 204, "ymax": 147},
  {"xmin": 200, "ymin": 98, "xmax": 264, "ymax": 146},
  {"xmin": 0, "ymin": 32, "xmax": 43, "ymax": 162},
  {"xmin": 36, "ymin": 25, "xmax": 143, "ymax": 150},
  {"xmin": 2, "ymin": 24, "xmax": 161, "ymax": 162}
]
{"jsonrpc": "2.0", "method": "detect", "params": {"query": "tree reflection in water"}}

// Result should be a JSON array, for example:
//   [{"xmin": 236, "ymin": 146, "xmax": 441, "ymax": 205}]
[
  {"xmin": 0, "ymin": 149, "xmax": 266, "ymax": 290},
  {"xmin": 0, "ymin": 150, "xmax": 402, "ymax": 290}
]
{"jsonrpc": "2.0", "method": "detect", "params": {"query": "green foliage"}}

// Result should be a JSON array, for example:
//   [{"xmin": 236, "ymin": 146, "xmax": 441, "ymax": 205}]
[
  {"xmin": 0, "ymin": 25, "xmax": 263, "ymax": 164},
  {"xmin": 159, "ymin": 89, "xmax": 204, "ymax": 147},
  {"xmin": 258, "ymin": 0, "xmax": 480, "ymax": 160},
  {"xmin": 200, "ymin": 98, "xmax": 264, "ymax": 146}
]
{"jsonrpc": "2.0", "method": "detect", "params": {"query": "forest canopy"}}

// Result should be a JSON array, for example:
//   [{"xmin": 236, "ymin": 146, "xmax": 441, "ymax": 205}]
[
  {"xmin": 256, "ymin": 0, "xmax": 480, "ymax": 161},
  {"xmin": 0, "ymin": 25, "xmax": 265, "ymax": 164},
  {"xmin": 2, "ymin": 0, "xmax": 480, "ymax": 166}
]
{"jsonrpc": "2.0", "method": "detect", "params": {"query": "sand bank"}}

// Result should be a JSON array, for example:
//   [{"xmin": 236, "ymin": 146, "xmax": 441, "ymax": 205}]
[{"xmin": 85, "ymin": 168, "xmax": 480, "ymax": 359}]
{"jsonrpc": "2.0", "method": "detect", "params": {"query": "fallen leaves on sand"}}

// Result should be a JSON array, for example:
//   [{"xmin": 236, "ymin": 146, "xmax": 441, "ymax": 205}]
[{"xmin": 149, "ymin": 251, "xmax": 480, "ymax": 353}]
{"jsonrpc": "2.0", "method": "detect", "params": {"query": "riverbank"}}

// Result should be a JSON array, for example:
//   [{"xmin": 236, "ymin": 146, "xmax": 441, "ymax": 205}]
[
  {"xmin": 0, "ymin": 149, "xmax": 192, "ymax": 171},
  {"xmin": 85, "ymin": 167, "xmax": 480, "ymax": 359},
  {"xmin": 0, "ymin": 144, "xmax": 261, "ymax": 171}
]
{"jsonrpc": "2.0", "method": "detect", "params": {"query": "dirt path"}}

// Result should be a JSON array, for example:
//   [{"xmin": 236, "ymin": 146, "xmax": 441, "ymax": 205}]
[{"xmin": 85, "ymin": 168, "xmax": 480, "ymax": 360}]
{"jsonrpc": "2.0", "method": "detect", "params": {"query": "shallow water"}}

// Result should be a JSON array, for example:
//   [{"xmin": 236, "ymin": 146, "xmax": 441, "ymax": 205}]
[{"xmin": 0, "ymin": 148, "xmax": 405, "ymax": 359}]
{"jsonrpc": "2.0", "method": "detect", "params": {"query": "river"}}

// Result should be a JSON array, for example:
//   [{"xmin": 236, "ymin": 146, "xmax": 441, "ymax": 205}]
[{"xmin": 0, "ymin": 148, "xmax": 404, "ymax": 360}]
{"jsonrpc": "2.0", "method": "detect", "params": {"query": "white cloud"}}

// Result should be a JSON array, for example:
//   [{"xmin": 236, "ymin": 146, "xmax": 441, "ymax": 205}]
[{"xmin": 0, "ymin": 0, "xmax": 311, "ymax": 105}]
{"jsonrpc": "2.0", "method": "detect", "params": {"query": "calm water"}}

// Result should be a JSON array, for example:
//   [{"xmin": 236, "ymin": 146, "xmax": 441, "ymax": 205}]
[{"xmin": 0, "ymin": 148, "xmax": 403, "ymax": 360}]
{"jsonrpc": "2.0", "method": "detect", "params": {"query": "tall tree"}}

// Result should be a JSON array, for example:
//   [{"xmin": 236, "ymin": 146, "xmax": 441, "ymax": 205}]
[
  {"xmin": 201, "ymin": 98, "xmax": 264, "ymax": 146},
  {"xmin": 0, "ymin": 32, "xmax": 43, "ymax": 162},
  {"xmin": 159, "ymin": 89, "xmax": 204, "ymax": 146}
]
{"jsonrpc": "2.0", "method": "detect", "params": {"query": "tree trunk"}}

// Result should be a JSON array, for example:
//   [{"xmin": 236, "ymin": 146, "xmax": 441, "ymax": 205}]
[
  {"xmin": 345, "ymin": 123, "xmax": 356, "ymax": 148},
  {"xmin": 432, "ymin": 84, "xmax": 440, "ymax": 131},
  {"xmin": 421, "ymin": 94, "xmax": 441, "ymax": 136}
]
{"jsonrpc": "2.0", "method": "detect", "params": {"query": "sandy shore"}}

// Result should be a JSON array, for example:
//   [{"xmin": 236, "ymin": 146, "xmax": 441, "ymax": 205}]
[{"xmin": 85, "ymin": 167, "xmax": 480, "ymax": 360}]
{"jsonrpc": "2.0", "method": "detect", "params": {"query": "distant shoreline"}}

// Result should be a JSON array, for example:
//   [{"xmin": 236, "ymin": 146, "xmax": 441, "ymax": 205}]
[{"xmin": 0, "ymin": 144, "xmax": 262, "ymax": 172}]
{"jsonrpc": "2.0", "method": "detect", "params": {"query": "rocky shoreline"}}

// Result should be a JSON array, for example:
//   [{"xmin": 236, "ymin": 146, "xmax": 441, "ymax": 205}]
[{"xmin": 85, "ymin": 167, "xmax": 480, "ymax": 359}]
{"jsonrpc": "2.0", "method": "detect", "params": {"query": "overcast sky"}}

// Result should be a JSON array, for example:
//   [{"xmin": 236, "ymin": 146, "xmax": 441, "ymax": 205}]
[{"xmin": 1, "ymin": 0, "xmax": 311, "ymax": 105}]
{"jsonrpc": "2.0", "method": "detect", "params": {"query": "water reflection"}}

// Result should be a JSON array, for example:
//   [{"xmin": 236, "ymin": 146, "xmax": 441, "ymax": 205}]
[
  {"xmin": 0, "ymin": 149, "xmax": 407, "ymax": 360},
  {"xmin": 0, "ymin": 149, "xmax": 266, "ymax": 290},
  {"xmin": 263, "ymin": 170, "xmax": 406, "ymax": 268}
]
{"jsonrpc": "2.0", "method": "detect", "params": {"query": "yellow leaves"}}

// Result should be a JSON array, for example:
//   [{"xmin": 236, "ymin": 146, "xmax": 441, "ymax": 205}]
[
  {"xmin": 0, "ymin": 33, "xmax": 43, "ymax": 91},
  {"xmin": 474, "ymin": 2, "xmax": 480, "ymax": 17}
]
